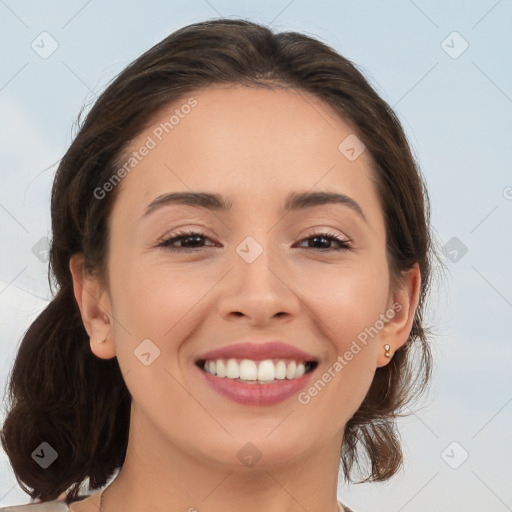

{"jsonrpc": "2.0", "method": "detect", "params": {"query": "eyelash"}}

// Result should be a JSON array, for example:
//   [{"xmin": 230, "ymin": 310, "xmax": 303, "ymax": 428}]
[{"xmin": 158, "ymin": 229, "xmax": 351, "ymax": 253}]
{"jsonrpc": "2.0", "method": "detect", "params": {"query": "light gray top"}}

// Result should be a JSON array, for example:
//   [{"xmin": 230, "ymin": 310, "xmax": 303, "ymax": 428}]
[
  {"xmin": 0, "ymin": 499, "xmax": 355, "ymax": 511},
  {"xmin": 0, "ymin": 502, "xmax": 69, "ymax": 511}
]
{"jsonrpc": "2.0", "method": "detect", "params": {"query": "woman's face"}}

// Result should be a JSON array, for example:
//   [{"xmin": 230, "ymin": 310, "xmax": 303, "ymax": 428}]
[{"xmin": 84, "ymin": 85, "xmax": 416, "ymax": 470}]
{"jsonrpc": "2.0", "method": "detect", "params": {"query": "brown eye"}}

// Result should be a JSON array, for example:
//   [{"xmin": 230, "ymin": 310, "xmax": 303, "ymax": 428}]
[
  {"xmin": 296, "ymin": 231, "xmax": 351, "ymax": 251},
  {"xmin": 159, "ymin": 230, "xmax": 217, "ymax": 252}
]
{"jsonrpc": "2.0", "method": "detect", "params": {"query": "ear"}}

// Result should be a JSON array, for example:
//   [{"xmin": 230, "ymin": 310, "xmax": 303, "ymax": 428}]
[
  {"xmin": 69, "ymin": 253, "xmax": 116, "ymax": 360},
  {"xmin": 376, "ymin": 263, "xmax": 421, "ymax": 368}
]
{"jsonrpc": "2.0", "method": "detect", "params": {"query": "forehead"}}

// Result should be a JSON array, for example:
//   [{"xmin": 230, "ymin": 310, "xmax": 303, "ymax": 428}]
[{"xmin": 111, "ymin": 85, "xmax": 378, "ymax": 217}]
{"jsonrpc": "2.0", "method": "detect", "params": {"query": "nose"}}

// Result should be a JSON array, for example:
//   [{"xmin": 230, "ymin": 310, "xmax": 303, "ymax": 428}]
[{"xmin": 216, "ymin": 241, "xmax": 302, "ymax": 327}]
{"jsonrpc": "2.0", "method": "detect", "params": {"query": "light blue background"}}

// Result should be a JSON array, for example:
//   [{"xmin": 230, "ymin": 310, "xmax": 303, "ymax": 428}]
[{"xmin": 1, "ymin": 1, "xmax": 511, "ymax": 510}]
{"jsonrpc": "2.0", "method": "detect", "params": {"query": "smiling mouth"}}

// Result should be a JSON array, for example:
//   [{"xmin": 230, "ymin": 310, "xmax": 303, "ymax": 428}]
[{"xmin": 195, "ymin": 358, "xmax": 318, "ymax": 384}]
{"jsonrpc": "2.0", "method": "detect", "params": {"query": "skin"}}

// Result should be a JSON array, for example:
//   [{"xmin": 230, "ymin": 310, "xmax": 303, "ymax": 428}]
[{"xmin": 69, "ymin": 85, "xmax": 420, "ymax": 512}]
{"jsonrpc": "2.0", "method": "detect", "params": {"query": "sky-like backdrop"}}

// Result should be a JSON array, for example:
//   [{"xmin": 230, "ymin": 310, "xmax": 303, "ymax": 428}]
[{"xmin": 1, "ymin": 1, "xmax": 511, "ymax": 510}]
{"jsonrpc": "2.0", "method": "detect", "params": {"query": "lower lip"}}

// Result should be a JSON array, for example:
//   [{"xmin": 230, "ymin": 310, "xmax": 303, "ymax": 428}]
[{"xmin": 196, "ymin": 364, "xmax": 316, "ymax": 406}]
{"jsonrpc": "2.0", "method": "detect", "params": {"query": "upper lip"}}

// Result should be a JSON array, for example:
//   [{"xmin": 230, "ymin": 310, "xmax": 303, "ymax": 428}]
[{"xmin": 196, "ymin": 341, "xmax": 317, "ymax": 362}]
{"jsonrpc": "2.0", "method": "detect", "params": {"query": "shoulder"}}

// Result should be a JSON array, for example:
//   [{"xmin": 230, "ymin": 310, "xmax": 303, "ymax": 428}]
[{"xmin": 0, "ymin": 501, "xmax": 69, "ymax": 512}]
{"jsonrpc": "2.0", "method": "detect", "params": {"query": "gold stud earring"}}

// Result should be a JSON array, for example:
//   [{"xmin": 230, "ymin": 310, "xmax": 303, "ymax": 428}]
[
  {"xmin": 96, "ymin": 337, "xmax": 107, "ymax": 344},
  {"xmin": 384, "ymin": 344, "xmax": 391, "ymax": 358}
]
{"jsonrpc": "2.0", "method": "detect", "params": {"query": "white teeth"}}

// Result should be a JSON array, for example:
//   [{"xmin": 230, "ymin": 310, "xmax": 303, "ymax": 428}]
[
  {"xmin": 207, "ymin": 360, "xmax": 216, "ymax": 374},
  {"xmin": 226, "ymin": 359, "xmax": 240, "ymax": 379},
  {"xmin": 216, "ymin": 359, "xmax": 226, "ymax": 378},
  {"xmin": 295, "ymin": 362, "xmax": 306, "ymax": 378},
  {"xmin": 239, "ymin": 359, "xmax": 258, "ymax": 380},
  {"xmin": 257, "ymin": 360, "xmax": 275, "ymax": 381},
  {"xmin": 275, "ymin": 360, "xmax": 287, "ymax": 379},
  {"xmin": 202, "ymin": 358, "xmax": 312, "ymax": 382},
  {"xmin": 286, "ymin": 361, "xmax": 296, "ymax": 379}
]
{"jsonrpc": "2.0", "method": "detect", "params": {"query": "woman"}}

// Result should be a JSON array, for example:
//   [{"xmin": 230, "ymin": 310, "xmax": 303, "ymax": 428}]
[{"xmin": 0, "ymin": 18, "xmax": 435, "ymax": 512}]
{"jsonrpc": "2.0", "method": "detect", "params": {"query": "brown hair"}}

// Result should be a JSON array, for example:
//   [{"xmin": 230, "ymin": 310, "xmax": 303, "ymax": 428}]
[{"xmin": 1, "ymin": 18, "xmax": 438, "ymax": 502}]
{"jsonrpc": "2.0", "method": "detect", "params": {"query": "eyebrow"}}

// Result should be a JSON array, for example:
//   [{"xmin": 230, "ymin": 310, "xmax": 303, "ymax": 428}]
[{"xmin": 141, "ymin": 190, "xmax": 367, "ymax": 223}]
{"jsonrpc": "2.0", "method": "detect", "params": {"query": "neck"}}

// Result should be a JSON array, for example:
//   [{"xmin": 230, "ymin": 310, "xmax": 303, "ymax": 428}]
[{"xmin": 102, "ymin": 404, "xmax": 344, "ymax": 512}]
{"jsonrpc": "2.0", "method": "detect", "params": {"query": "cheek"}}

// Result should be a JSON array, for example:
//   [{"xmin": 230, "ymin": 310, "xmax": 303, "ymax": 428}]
[
  {"xmin": 292, "ymin": 258, "xmax": 390, "ymax": 345},
  {"xmin": 106, "ymin": 261, "xmax": 208, "ymax": 403},
  {"xmin": 107, "ymin": 256, "xmax": 220, "ymax": 353},
  {"xmin": 299, "ymin": 262, "xmax": 389, "ymax": 422}
]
